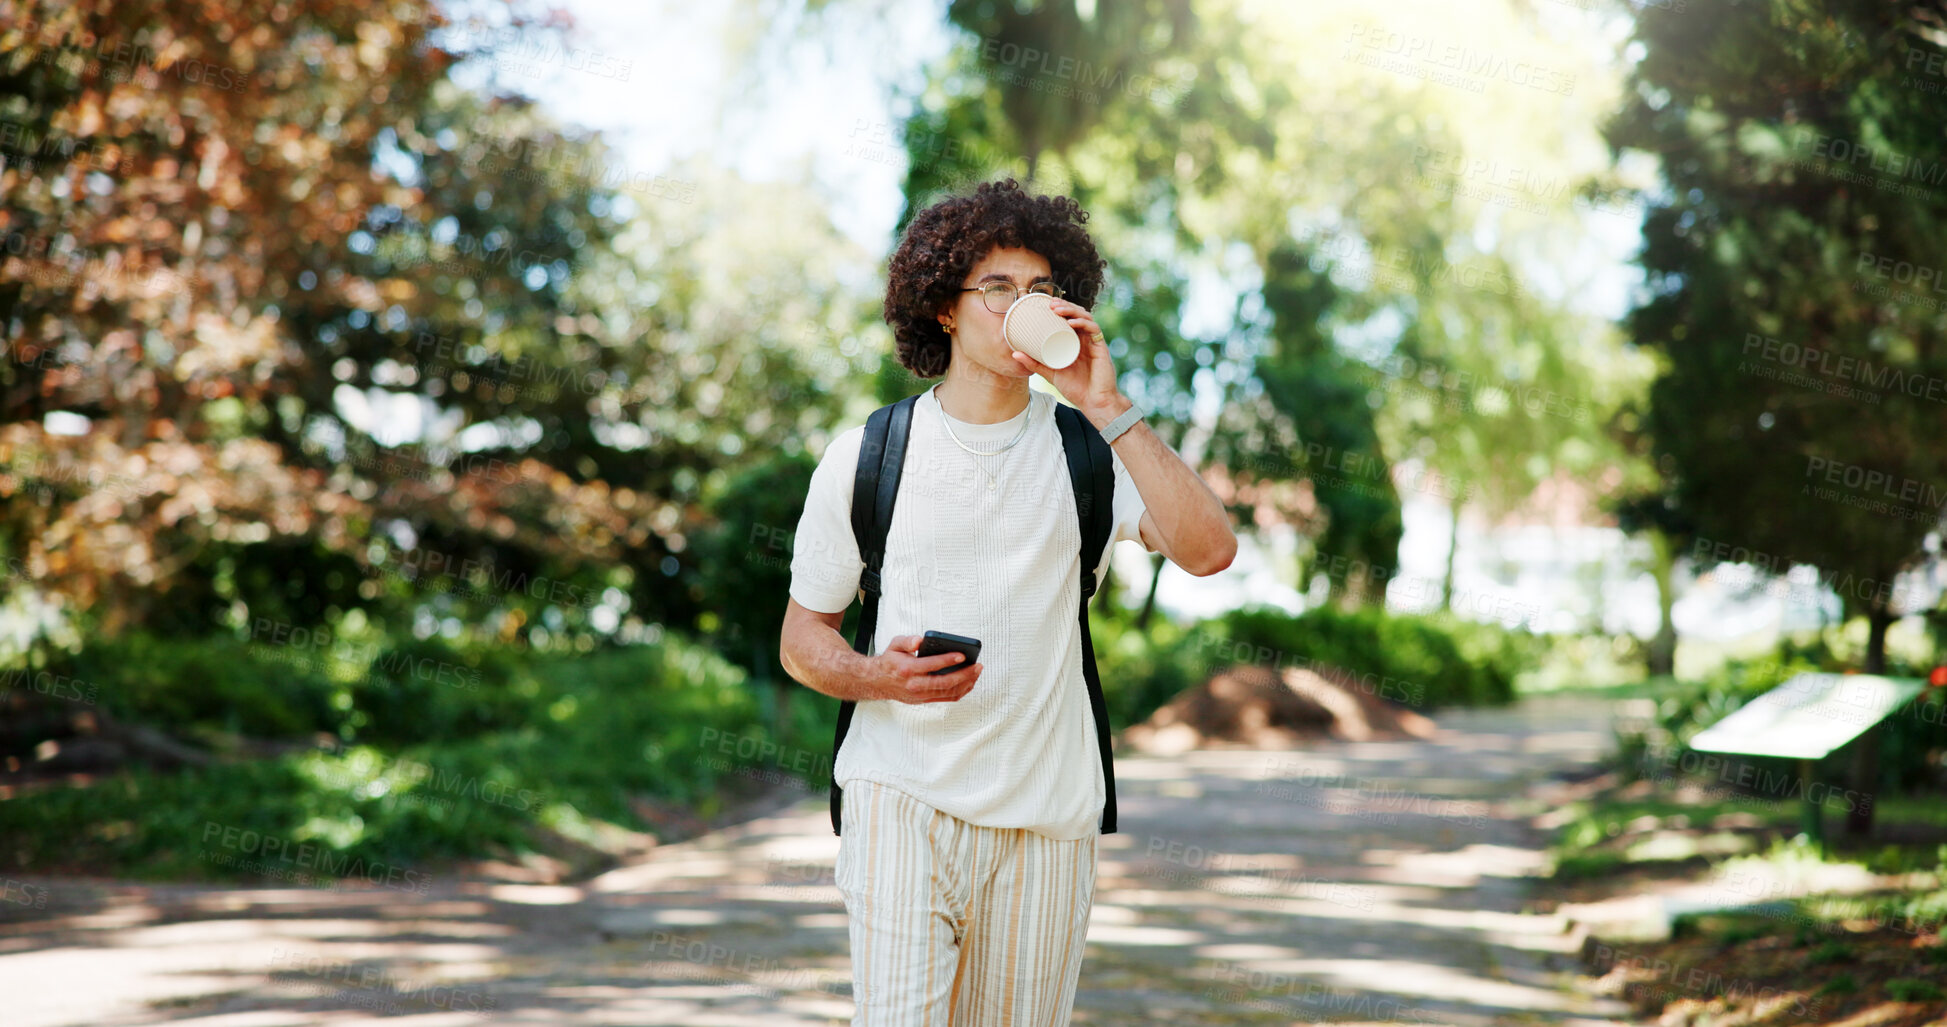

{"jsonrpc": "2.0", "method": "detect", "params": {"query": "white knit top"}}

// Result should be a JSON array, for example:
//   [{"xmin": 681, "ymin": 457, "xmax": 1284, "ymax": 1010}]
[{"xmin": 788, "ymin": 383, "xmax": 1151, "ymax": 839}]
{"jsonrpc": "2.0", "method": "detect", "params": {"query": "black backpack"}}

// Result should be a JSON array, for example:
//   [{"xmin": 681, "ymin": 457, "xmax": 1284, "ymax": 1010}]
[{"xmin": 828, "ymin": 391, "xmax": 1119, "ymax": 836}]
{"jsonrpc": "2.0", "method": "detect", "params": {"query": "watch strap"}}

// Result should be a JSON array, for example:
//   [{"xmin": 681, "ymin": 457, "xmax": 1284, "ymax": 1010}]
[{"xmin": 1098, "ymin": 403, "xmax": 1144, "ymax": 445}]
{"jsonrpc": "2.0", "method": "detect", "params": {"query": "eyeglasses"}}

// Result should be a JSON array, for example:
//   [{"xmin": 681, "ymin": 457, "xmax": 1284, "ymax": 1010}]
[{"xmin": 960, "ymin": 280, "xmax": 1064, "ymax": 314}]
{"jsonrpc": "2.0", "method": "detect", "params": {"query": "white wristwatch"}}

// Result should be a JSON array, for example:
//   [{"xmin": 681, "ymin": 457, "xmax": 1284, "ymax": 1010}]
[{"xmin": 1098, "ymin": 403, "xmax": 1145, "ymax": 445}]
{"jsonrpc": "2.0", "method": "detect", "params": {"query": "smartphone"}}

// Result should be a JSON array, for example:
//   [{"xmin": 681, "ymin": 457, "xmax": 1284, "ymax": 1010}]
[{"xmin": 916, "ymin": 630, "xmax": 982, "ymax": 675}]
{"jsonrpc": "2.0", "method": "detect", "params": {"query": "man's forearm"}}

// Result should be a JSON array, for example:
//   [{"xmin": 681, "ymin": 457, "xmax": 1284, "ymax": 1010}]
[
  {"xmin": 782, "ymin": 622, "xmax": 883, "ymax": 702},
  {"xmin": 1084, "ymin": 397, "xmax": 1236, "ymax": 575}
]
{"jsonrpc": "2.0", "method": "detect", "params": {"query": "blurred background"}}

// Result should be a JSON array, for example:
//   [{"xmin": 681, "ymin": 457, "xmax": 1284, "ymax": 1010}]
[{"xmin": 2, "ymin": 0, "xmax": 1945, "ymax": 1023}]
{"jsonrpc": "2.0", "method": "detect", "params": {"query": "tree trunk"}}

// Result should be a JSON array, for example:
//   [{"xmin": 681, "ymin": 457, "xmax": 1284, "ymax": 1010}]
[
  {"xmin": 1136, "ymin": 553, "xmax": 1164, "ymax": 630},
  {"xmin": 1844, "ymin": 606, "xmax": 1896, "ymax": 837},
  {"xmin": 1647, "ymin": 530, "xmax": 1677, "ymax": 677},
  {"xmin": 1440, "ymin": 489, "xmax": 1462, "ymax": 609}
]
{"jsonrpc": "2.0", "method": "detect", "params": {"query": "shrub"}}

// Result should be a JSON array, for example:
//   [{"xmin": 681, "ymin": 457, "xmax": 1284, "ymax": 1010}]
[
  {"xmin": 1212, "ymin": 604, "xmax": 1524, "ymax": 709},
  {"xmin": 60, "ymin": 631, "xmax": 349, "ymax": 740},
  {"xmin": 1088, "ymin": 609, "xmax": 1205, "ymax": 732},
  {"xmin": 0, "ymin": 632, "xmax": 811, "ymax": 881}
]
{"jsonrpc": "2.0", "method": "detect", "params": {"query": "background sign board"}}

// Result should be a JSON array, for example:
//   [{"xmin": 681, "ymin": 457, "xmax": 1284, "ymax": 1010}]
[{"xmin": 1686, "ymin": 673, "xmax": 1928, "ymax": 760}]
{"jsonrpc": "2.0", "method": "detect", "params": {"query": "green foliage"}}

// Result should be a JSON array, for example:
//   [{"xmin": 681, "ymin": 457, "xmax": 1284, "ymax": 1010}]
[
  {"xmin": 1806, "ymin": 941, "xmax": 1854, "ymax": 966},
  {"xmin": 1215, "ymin": 605, "xmax": 1524, "ymax": 709},
  {"xmin": 688, "ymin": 451, "xmax": 818, "ymax": 684},
  {"xmin": 350, "ymin": 636, "xmax": 533, "ymax": 746},
  {"xmin": 1613, "ymin": 643, "xmax": 1946, "ymax": 796},
  {"xmin": 1816, "ymin": 974, "xmax": 1858, "ymax": 996},
  {"xmin": 1886, "ymin": 979, "xmax": 1944, "ymax": 1003},
  {"xmin": 1088, "ymin": 605, "xmax": 1207, "ymax": 732},
  {"xmin": 63, "ymin": 632, "xmax": 350, "ymax": 740},
  {"xmin": 0, "ymin": 633, "xmax": 819, "ymax": 882},
  {"xmin": 1611, "ymin": 0, "xmax": 1947, "ymax": 635}
]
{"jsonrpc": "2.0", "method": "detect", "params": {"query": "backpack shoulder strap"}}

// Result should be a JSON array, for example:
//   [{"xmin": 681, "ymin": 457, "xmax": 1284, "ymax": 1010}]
[
  {"xmin": 1053, "ymin": 401, "xmax": 1118, "ymax": 834},
  {"xmin": 830, "ymin": 393, "xmax": 919, "ymax": 836}
]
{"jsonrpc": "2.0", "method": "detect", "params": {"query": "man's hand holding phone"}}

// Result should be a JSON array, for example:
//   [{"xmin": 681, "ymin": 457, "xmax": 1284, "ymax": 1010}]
[{"xmin": 871, "ymin": 632, "xmax": 982, "ymax": 704}]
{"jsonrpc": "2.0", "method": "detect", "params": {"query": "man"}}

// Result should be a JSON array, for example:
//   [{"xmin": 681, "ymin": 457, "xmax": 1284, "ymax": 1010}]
[{"xmin": 779, "ymin": 178, "xmax": 1235, "ymax": 1025}]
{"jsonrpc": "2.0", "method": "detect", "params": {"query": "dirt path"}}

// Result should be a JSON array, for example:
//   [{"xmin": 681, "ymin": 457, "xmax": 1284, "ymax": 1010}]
[{"xmin": 0, "ymin": 695, "xmax": 1632, "ymax": 1025}]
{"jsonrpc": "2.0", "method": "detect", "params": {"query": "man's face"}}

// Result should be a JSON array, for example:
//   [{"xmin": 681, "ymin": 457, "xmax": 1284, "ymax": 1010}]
[{"xmin": 940, "ymin": 246, "xmax": 1054, "ymax": 383}]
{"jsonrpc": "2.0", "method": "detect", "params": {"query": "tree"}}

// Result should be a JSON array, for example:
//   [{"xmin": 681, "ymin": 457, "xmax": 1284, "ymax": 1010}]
[
  {"xmin": 1610, "ymin": 0, "xmax": 1947, "ymax": 830},
  {"xmin": 870, "ymin": 0, "xmax": 1639, "ymax": 614},
  {"xmin": 0, "ymin": 0, "xmax": 878, "ymax": 664}
]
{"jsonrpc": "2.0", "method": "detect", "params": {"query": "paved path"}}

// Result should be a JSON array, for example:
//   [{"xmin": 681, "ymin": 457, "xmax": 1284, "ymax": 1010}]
[{"xmin": 0, "ymin": 695, "xmax": 1632, "ymax": 1025}]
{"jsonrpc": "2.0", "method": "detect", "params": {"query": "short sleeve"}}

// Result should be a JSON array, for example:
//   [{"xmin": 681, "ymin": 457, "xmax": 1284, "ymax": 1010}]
[
  {"xmin": 1089, "ymin": 442, "xmax": 1154, "ymax": 591},
  {"xmin": 1108, "ymin": 445, "xmax": 1152, "ymax": 550},
  {"xmin": 787, "ymin": 426, "xmax": 866, "ymax": 615}
]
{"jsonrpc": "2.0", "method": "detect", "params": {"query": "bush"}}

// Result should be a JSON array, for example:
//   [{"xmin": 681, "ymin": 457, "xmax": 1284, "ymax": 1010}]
[
  {"xmin": 1088, "ymin": 608, "xmax": 1206, "ymax": 732},
  {"xmin": 0, "ymin": 632, "xmax": 820, "ymax": 882},
  {"xmin": 350, "ymin": 635, "xmax": 532, "ymax": 745},
  {"xmin": 1212, "ymin": 604, "xmax": 1525, "ymax": 709},
  {"xmin": 61, "ymin": 631, "xmax": 349, "ymax": 740}
]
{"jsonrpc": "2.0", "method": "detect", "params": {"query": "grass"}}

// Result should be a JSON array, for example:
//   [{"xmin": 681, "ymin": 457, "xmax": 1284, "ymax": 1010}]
[
  {"xmin": 1549, "ymin": 759, "xmax": 1947, "ymax": 1027},
  {"xmin": 0, "ymin": 634, "xmax": 842, "ymax": 884}
]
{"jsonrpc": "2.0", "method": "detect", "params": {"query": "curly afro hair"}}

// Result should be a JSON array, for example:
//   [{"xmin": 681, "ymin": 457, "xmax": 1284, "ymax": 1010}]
[{"xmin": 884, "ymin": 178, "xmax": 1107, "ymax": 378}]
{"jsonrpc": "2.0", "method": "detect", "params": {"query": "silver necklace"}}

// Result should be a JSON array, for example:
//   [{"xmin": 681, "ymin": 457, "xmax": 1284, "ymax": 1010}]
[{"xmin": 935, "ymin": 385, "xmax": 1030, "ymax": 492}]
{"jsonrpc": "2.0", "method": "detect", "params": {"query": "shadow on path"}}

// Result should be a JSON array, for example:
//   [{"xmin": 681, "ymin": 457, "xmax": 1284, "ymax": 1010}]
[{"xmin": 0, "ymin": 695, "xmax": 1632, "ymax": 1025}]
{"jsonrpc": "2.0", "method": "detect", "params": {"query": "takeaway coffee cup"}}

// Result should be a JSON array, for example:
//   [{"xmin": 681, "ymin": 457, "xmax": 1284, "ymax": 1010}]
[{"xmin": 1002, "ymin": 291, "xmax": 1082, "ymax": 369}]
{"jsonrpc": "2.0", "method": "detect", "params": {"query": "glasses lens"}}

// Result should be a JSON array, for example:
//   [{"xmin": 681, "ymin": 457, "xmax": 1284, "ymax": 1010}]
[
  {"xmin": 982, "ymin": 282, "xmax": 1016, "ymax": 313},
  {"xmin": 1029, "ymin": 282, "xmax": 1062, "ymax": 298}
]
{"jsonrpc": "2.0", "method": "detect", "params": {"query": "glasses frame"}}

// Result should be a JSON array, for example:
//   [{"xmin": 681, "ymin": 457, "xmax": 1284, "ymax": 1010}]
[{"xmin": 959, "ymin": 280, "xmax": 1065, "ymax": 315}]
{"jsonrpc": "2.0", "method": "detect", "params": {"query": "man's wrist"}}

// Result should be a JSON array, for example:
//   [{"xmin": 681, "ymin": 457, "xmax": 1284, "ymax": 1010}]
[{"xmin": 1084, "ymin": 394, "xmax": 1135, "ymax": 432}]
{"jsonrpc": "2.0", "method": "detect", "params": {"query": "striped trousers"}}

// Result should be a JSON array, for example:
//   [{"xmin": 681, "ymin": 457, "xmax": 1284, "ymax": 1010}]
[{"xmin": 834, "ymin": 780, "xmax": 1098, "ymax": 1025}]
